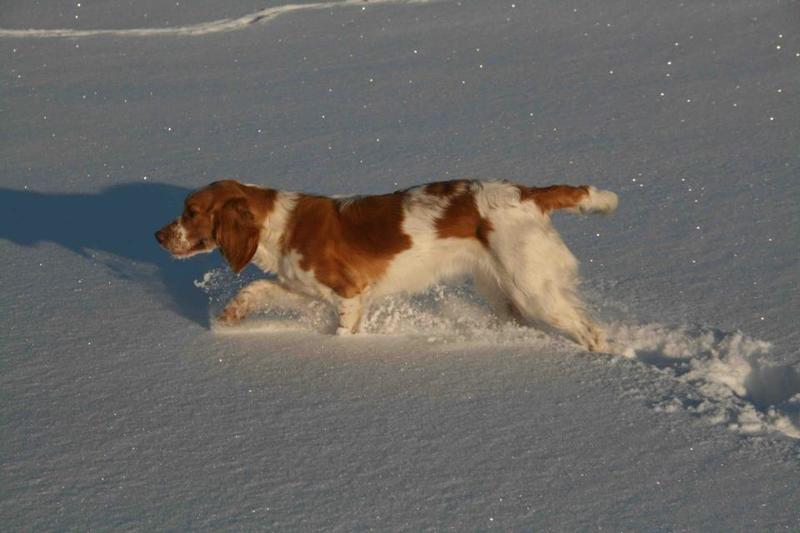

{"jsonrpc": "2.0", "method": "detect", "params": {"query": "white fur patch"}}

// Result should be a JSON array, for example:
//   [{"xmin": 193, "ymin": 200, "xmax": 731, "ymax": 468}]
[
  {"xmin": 175, "ymin": 222, "xmax": 190, "ymax": 248},
  {"xmin": 252, "ymin": 191, "xmax": 298, "ymax": 273},
  {"xmin": 577, "ymin": 187, "xmax": 618, "ymax": 214}
]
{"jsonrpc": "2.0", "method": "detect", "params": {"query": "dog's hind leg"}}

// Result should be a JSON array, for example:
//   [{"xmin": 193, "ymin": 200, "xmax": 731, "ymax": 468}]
[
  {"xmin": 508, "ymin": 282, "xmax": 607, "ymax": 352},
  {"xmin": 542, "ymin": 291, "xmax": 607, "ymax": 352},
  {"xmin": 217, "ymin": 279, "xmax": 310, "ymax": 324},
  {"xmin": 473, "ymin": 270, "xmax": 524, "ymax": 324},
  {"xmin": 485, "ymin": 221, "xmax": 608, "ymax": 351},
  {"xmin": 489, "ymin": 252, "xmax": 607, "ymax": 351}
]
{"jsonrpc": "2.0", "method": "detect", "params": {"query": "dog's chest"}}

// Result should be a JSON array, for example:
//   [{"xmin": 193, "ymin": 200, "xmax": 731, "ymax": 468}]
[
  {"xmin": 252, "ymin": 245, "xmax": 333, "ymax": 299},
  {"xmin": 251, "ymin": 245, "xmax": 279, "ymax": 273}
]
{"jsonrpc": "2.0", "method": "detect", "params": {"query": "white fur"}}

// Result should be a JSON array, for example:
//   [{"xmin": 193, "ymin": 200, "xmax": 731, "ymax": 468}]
[
  {"xmin": 576, "ymin": 186, "xmax": 618, "ymax": 214},
  {"xmin": 168, "ymin": 220, "xmax": 214, "ymax": 258},
  {"xmin": 226, "ymin": 180, "xmax": 614, "ymax": 351},
  {"xmin": 175, "ymin": 223, "xmax": 191, "ymax": 250},
  {"xmin": 250, "ymin": 191, "xmax": 298, "ymax": 273}
]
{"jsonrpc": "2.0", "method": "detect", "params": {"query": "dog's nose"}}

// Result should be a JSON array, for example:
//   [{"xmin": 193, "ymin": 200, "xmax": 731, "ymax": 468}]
[{"xmin": 155, "ymin": 228, "xmax": 167, "ymax": 245}]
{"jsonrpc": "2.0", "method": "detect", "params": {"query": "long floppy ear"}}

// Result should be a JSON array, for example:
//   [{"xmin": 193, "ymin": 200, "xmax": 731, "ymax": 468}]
[{"xmin": 214, "ymin": 198, "xmax": 260, "ymax": 273}]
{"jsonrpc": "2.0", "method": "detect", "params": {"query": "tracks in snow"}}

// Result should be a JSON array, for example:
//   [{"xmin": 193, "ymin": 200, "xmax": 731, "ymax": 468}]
[{"xmin": 0, "ymin": 0, "xmax": 434, "ymax": 39}]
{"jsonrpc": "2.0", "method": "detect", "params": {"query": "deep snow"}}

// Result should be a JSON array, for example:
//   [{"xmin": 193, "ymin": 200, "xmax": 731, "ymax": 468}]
[{"xmin": 1, "ymin": 0, "xmax": 799, "ymax": 530}]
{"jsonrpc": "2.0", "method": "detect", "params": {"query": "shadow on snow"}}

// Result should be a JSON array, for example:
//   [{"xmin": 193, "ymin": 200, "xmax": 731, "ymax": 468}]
[{"xmin": 0, "ymin": 181, "xmax": 228, "ymax": 327}]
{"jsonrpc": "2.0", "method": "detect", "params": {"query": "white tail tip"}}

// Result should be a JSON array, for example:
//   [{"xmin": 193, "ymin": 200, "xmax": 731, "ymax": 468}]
[{"xmin": 578, "ymin": 186, "xmax": 618, "ymax": 214}]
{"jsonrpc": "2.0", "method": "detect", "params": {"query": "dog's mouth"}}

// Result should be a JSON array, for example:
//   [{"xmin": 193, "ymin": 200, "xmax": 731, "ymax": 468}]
[
  {"xmin": 190, "ymin": 238, "xmax": 211, "ymax": 252},
  {"xmin": 170, "ymin": 238, "xmax": 213, "ymax": 258},
  {"xmin": 156, "ymin": 225, "xmax": 214, "ymax": 257}
]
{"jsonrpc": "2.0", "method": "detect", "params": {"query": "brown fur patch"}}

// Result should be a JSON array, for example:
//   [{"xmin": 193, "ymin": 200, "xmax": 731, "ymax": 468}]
[
  {"xmin": 424, "ymin": 179, "xmax": 470, "ymax": 197},
  {"xmin": 185, "ymin": 180, "xmax": 277, "ymax": 220},
  {"xmin": 435, "ymin": 191, "xmax": 493, "ymax": 248},
  {"xmin": 214, "ymin": 198, "xmax": 261, "ymax": 273},
  {"xmin": 283, "ymin": 192, "xmax": 412, "ymax": 298},
  {"xmin": 517, "ymin": 184, "xmax": 590, "ymax": 214}
]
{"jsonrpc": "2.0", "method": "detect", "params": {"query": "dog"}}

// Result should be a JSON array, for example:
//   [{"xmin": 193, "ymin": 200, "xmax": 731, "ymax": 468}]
[{"xmin": 155, "ymin": 179, "xmax": 617, "ymax": 351}]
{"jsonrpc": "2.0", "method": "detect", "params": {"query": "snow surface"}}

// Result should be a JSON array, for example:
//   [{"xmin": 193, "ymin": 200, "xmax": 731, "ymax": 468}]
[{"xmin": 2, "ymin": 0, "xmax": 799, "ymax": 529}]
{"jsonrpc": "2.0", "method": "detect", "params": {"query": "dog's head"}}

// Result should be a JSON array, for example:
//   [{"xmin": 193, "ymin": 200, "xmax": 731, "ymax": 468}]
[{"xmin": 155, "ymin": 180, "xmax": 274, "ymax": 272}]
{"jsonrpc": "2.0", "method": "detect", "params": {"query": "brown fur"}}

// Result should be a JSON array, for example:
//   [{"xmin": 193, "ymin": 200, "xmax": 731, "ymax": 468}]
[
  {"xmin": 435, "ymin": 191, "xmax": 493, "ymax": 248},
  {"xmin": 424, "ymin": 179, "xmax": 470, "ymax": 197},
  {"xmin": 214, "ymin": 198, "xmax": 262, "ymax": 273},
  {"xmin": 517, "ymin": 184, "xmax": 590, "ymax": 214},
  {"xmin": 282, "ymin": 192, "xmax": 412, "ymax": 298}
]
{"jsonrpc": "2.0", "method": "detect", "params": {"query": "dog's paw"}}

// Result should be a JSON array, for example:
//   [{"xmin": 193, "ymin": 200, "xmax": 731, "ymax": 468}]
[
  {"xmin": 585, "ymin": 339, "xmax": 609, "ymax": 353},
  {"xmin": 336, "ymin": 326, "xmax": 355, "ymax": 336},
  {"xmin": 578, "ymin": 323, "xmax": 609, "ymax": 353},
  {"xmin": 217, "ymin": 303, "xmax": 246, "ymax": 325},
  {"xmin": 584, "ymin": 331, "xmax": 609, "ymax": 353}
]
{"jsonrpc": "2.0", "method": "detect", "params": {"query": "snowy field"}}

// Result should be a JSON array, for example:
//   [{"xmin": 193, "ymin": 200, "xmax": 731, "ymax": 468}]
[{"xmin": 1, "ymin": 0, "xmax": 799, "ymax": 529}]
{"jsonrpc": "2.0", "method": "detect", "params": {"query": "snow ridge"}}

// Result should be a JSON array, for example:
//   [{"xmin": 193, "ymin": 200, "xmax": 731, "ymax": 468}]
[{"xmin": 0, "ymin": 0, "xmax": 435, "ymax": 39}]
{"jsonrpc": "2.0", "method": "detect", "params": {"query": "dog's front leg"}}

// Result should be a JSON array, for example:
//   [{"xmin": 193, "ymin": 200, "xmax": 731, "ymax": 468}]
[
  {"xmin": 217, "ymin": 279, "xmax": 307, "ymax": 324},
  {"xmin": 335, "ymin": 296, "xmax": 364, "ymax": 335}
]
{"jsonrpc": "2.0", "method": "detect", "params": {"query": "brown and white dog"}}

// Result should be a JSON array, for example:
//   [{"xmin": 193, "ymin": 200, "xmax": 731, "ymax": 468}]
[{"xmin": 155, "ymin": 179, "xmax": 617, "ymax": 351}]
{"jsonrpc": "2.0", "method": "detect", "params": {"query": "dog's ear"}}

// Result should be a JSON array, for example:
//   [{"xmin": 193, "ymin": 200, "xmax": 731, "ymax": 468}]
[{"xmin": 214, "ymin": 198, "xmax": 260, "ymax": 273}]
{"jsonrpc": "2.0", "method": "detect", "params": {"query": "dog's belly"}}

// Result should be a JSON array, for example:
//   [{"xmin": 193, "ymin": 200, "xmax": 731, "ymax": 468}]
[
  {"xmin": 259, "ymin": 237, "xmax": 489, "ymax": 302},
  {"xmin": 371, "ymin": 238, "xmax": 487, "ymax": 298}
]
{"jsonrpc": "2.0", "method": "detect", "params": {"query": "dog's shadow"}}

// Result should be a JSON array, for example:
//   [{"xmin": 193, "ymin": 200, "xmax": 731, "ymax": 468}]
[{"xmin": 0, "ymin": 181, "xmax": 224, "ymax": 327}]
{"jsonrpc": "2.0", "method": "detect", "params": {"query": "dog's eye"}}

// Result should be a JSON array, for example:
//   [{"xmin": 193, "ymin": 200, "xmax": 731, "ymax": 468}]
[{"xmin": 186, "ymin": 208, "xmax": 198, "ymax": 219}]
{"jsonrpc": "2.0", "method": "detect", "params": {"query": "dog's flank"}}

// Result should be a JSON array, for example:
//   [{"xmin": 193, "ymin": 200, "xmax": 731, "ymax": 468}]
[{"xmin": 156, "ymin": 179, "xmax": 618, "ymax": 351}]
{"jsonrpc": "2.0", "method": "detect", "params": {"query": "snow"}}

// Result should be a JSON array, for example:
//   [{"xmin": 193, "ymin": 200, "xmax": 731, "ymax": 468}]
[{"xmin": 1, "ymin": 0, "xmax": 799, "ymax": 529}]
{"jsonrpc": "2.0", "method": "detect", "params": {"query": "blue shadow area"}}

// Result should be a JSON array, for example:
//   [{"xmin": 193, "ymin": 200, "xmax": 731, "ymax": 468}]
[{"xmin": 0, "ymin": 181, "xmax": 222, "ymax": 327}]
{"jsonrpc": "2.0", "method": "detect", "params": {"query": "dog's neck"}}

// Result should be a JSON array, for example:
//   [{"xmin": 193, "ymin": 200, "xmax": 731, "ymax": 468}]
[{"xmin": 252, "ymin": 191, "xmax": 298, "ymax": 272}]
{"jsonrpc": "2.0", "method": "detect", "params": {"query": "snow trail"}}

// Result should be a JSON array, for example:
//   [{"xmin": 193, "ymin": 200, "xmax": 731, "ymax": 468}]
[
  {"xmin": 0, "ymin": 0, "xmax": 435, "ymax": 39},
  {"xmin": 610, "ymin": 323, "xmax": 800, "ymax": 439},
  {"xmin": 197, "ymin": 268, "xmax": 800, "ymax": 439}
]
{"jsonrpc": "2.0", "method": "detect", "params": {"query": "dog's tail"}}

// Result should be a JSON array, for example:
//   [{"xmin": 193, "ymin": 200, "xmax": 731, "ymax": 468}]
[{"xmin": 518, "ymin": 184, "xmax": 618, "ymax": 215}]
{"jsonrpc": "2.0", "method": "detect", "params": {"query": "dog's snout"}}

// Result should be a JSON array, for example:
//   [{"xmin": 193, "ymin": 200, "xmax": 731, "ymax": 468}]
[{"xmin": 155, "ymin": 228, "xmax": 167, "ymax": 245}]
